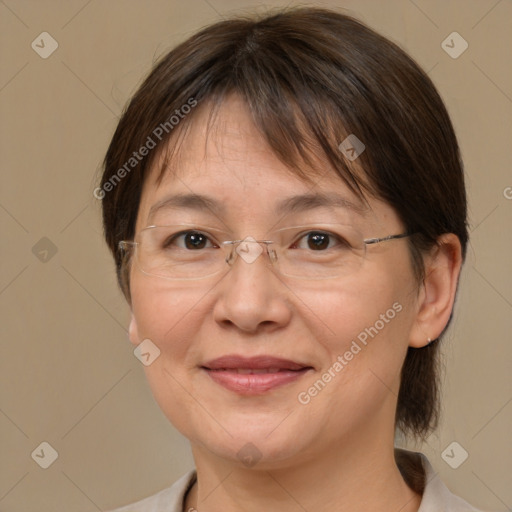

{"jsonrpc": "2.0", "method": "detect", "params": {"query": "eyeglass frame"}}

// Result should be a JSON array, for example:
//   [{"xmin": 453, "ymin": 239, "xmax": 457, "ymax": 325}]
[{"xmin": 118, "ymin": 223, "xmax": 415, "ymax": 281}]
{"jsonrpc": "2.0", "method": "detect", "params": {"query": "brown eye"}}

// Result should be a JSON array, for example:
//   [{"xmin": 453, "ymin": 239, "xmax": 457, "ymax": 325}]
[
  {"xmin": 293, "ymin": 231, "xmax": 347, "ymax": 251},
  {"xmin": 165, "ymin": 231, "xmax": 214, "ymax": 250},
  {"xmin": 306, "ymin": 232, "xmax": 330, "ymax": 250}
]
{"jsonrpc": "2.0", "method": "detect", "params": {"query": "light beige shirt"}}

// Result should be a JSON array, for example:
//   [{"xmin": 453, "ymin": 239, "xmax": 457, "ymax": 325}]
[{"xmin": 108, "ymin": 449, "xmax": 486, "ymax": 511}]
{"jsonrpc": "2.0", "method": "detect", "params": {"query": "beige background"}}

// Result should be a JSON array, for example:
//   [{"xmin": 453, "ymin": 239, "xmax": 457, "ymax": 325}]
[{"xmin": 1, "ymin": 0, "xmax": 511, "ymax": 511}]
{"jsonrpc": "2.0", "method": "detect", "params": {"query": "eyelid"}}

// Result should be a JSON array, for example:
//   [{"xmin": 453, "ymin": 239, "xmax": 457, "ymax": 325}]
[
  {"xmin": 145, "ymin": 224, "xmax": 230, "ymax": 234},
  {"xmin": 271, "ymin": 223, "xmax": 357, "ymax": 237},
  {"xmin": 145, "ymin": 225, "xmax": 230, "ymax": 241},
  {"xmin": 270, "ymin": 222, "xmax": 359, "ymax": 233}
]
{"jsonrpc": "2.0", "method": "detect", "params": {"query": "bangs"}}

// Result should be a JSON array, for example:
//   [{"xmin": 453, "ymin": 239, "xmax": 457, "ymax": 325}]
[{"xmin": 153, "ymin": 85, "xmax": 373, "ymax": 209}]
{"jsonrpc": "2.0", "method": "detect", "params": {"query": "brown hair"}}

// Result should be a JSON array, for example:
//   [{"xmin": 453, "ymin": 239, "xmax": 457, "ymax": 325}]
[{"xmin": 100, "ymin": 7, "xmax": 468, "ymax": 447}]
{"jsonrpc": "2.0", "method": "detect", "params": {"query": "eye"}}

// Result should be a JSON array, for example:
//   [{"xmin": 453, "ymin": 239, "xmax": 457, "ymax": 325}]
[
  {"xmin": 164, "ymin": 230, "xmax": 217, "ymax": 250},
  {"xmin": 292, "ymin": 231, "xmax": 349, "ymax": 251}
]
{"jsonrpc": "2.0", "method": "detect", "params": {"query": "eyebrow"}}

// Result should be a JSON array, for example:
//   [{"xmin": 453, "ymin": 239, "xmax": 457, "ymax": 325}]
[
  {"xmin": 147, "ymin": 191, "xmax": 368, "ymax": 223},
  {"xmin": 276, "ymin": 192, "xmax": 368, "ymax": 216}
]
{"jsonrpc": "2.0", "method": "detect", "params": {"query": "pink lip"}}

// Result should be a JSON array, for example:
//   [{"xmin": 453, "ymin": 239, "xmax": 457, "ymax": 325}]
[
  {"xmin": 203, "ymin": 355, "xmax": 309, "ymax": 371},
  {"xmin": 201, "ymin": 355, "xmax": 313, "ymax": 395}
]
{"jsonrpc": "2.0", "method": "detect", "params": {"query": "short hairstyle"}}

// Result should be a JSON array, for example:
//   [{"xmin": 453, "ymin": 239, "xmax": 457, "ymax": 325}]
[{"xmin": 100, "ymin": 7, "xmax": 468, "ymax": 443}]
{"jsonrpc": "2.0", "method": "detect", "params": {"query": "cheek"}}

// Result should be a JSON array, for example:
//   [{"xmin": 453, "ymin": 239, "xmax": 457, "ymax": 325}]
[
  {"xmin": 129, "ymin": 280, "xmax": 213, "ymax": 434},
  {"xmin": 130, "ymin": 280, "xmax": 207, "ymax": 354},
  {"xmin": 297, "ymin": 272, "xmax": 405, "ymax": 343},
  {"xmin": 301, "ymin": 266, "xmax": 416, "ymax": 389},
  {"xmin": 295, "ymin": 283, "xmax": 412, "ymax": 435},
  {"xmin": 129, "ymin": 276, "xmax": 214, "ymax": 404}
]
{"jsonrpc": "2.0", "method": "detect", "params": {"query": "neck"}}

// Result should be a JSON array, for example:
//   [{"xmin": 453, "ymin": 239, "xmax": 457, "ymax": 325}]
[{"xmin": 184, "ymin": 437, "xmax": 422, "ymax": 512}]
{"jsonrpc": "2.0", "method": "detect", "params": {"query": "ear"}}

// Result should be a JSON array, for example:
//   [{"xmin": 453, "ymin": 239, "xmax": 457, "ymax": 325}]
[
  {"xmin": 409, "ymin": 233, "xmax": 463, "ymax": 348},
  {"xmin": 128, "ymin": 313, "xmax": 140, "ymax": 347}
]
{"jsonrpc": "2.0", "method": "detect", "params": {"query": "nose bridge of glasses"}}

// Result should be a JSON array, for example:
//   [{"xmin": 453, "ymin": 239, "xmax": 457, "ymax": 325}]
[{"xmin": 223, "ymin": 236, "xmax": 276, "ymax": 267}]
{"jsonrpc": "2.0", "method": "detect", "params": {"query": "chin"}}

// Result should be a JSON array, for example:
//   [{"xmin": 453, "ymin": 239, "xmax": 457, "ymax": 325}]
[{"xmin": 188, "ymin": 418, "xmax": 314, "ymax": 468}]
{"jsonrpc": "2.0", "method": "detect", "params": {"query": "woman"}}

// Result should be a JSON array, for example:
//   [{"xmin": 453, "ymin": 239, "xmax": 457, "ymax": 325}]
[{"xmin": 101, "ymin": 7, "xmax": 484, "ymax": 512}]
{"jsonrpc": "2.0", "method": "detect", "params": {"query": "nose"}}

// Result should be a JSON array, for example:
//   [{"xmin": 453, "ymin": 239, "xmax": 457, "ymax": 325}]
[{"xmin": 212, "ymin": 239, "xmax": 291, "ymax": 334}]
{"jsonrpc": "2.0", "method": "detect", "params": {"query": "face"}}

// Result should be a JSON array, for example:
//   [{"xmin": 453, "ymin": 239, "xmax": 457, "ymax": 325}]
[{"xmin": 128, "ymin": 95, "xmax": 422, "ymax": 469}]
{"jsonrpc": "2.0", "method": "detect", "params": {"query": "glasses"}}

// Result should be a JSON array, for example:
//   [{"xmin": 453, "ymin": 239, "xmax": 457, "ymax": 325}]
[{"xmin": 118, "ymin": 223, "xmax": 413, "ymax": 281}]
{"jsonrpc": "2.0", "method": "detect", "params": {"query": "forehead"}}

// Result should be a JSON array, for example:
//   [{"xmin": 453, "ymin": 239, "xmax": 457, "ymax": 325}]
[
  {"xmin": 152, "ymin": 95, "xmax": 329, "ymax": 183},
  {"xmin": 135, "ymin": 95, "xmax": 396, "ymax": 231}
]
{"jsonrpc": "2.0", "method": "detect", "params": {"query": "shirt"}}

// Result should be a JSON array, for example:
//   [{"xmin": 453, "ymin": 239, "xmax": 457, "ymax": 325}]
[{"xmin": 107, "ymin": 449, "xmax": 485, "ymax": 511}]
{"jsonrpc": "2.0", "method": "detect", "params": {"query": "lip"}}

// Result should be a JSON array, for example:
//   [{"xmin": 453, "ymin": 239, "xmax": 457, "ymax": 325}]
[
  {"xmin": 203, "ymin": 355, "xmax": 310, "ymax": 371},
  {"xmin": 201, "ymin": 355, "xmax": 313, "ymax": 395}
]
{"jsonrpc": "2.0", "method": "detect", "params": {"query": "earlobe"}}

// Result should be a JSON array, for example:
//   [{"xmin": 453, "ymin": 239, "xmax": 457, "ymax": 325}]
[
  {"xmin": 128, "ymin": 313, "xmax": 140, "ymax": 347},
  {"xmin": 409, "ymin": 234, "xmax": 463, "ymax": 348}
]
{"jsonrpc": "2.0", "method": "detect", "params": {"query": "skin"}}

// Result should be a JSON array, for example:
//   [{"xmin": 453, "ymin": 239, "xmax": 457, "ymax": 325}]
[{"xmin": 127, "ymin": 94, "xmax": 462, "ymax": 512}]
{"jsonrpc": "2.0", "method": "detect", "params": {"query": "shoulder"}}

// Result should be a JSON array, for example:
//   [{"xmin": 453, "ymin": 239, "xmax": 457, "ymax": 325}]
[
  {"xmin": 395, "ymin": 448, "xmax": 489, "ymax": 512},
  {"xmin": 106, "ymin": 469, "xmax": 197, "ymax": 512}
]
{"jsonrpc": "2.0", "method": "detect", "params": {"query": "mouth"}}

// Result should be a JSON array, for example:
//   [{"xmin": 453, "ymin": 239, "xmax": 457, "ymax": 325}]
[
  {"xmin": 207, "ymin": 367, "xmax": 301, "ymax": 374},
  {"xmin": 201, "ymin": 355, "xmax": 313, "ymax": 394}
]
